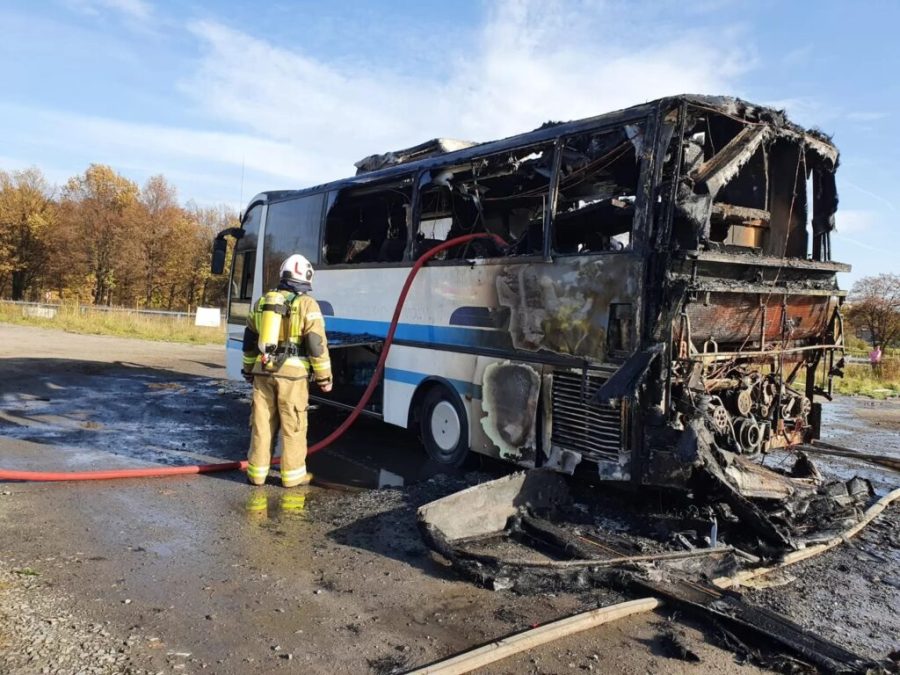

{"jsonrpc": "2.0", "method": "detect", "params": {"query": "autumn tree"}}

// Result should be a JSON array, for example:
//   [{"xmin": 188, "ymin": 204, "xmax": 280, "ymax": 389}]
[
  {"xmin": 0, "ymin": 168, "xmax": 55, "ymax": 300},
  {"xmin": 186, "ymin": 203, "xmax": 238, "ymax": 308},
  {"xmin": 60, "ymin": 165, "xmax": 140, "ymax": 305},
  {"xmin": 847, "ymin": 273, "xmax": 900, "ymax": 348},
  {"xmin": 0, "ymin": 162, "xmax": 236, "ymax": 311},
  {"xmin": 137, "ymin": 175, "xmax": 181, "ymax": 307}
]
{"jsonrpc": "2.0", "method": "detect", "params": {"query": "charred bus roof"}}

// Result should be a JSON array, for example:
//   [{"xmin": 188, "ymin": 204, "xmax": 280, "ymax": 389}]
[{"xmin": 244, "ymin": 94, "xmax": 838, "ymax": 208}]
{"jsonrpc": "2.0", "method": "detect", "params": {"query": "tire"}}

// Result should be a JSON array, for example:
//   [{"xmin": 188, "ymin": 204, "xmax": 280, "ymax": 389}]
[{"xmin": 419, "ymin": 385, "xmax": 469, "ymax": 467}]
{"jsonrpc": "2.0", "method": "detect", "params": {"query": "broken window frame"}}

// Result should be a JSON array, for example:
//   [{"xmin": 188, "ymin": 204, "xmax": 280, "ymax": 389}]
[
  {"xmin": 408, "ymin": 141, "xmax": 558, "ymax": 265},
  {"xmin": 548, "ymin": 122, "xmax": 651, "ymax": 258},
  {"xmin": 665, "ymin": 101, "xmax": 838, "ymax": 262},
  {"xmin": 320, "ymin": 176, "xmax": 416, "ymax": 269}
]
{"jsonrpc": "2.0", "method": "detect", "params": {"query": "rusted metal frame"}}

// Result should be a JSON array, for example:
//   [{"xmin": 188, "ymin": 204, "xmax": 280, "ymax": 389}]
[
  {"xmin": 631, "ymin": 104, "xmax": 682, "ymax": 483},
  {"xmin": 785, "ymin": 355, "xmax": 806, "ymax": 385},
  {"xmin": 759, "ymin": 299, "xmax": 767, "ymax": 351},
  {"xmin": 826, "ymin": 304, "xmax": 845, "ymax": 398},
  {"xmin": 692, "ymin": 342, "xmax": 841, "ymax": 360},
  {"xmin": 675, "ymin": 281, "xmax": 846, "ymax": 297},
  {"xmin": 682, "ymin": 250, "xmax": 851, "ymax": 272},
  {"xmin": 541, "ymin": 137, "xmax": 564, "ymax": 263},
  {"xmin": 772, "ymin": 295, "xmax": 789, "ymax": 432},
  {"xmin": 803, "ymin": 349, "xmax": 822, "ymax": 401}
]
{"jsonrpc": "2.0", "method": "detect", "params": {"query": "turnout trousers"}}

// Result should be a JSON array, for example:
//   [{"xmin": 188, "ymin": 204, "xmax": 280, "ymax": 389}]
[{"xmin": 247, "ymin": 375, "xmax": 310, "ymax": 487}]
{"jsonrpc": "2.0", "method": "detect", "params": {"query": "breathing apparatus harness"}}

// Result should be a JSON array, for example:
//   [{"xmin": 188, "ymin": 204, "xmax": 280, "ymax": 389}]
[{"xmin": 257, "ymin": 279, "xmax": 312, "ymax": 371}]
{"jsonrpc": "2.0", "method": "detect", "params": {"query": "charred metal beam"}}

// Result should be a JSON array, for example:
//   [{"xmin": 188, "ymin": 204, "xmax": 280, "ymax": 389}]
[
  {"xmin": 542, "ymin": 137, "xmax": 564, "ymax": 262},
  {"xmin": 682, "ymin": 250, "xmax": 851, "ymax": 273},
  {"xmin": 691, "ymin": 125, "xmax": 770, "ymax": 197},
  {"xmin": 710, "ymin": 203, "xmax": 770, "ymax": 228},
  {"xmin": 631, "ymin": 577, "xmax": 875, "ymax": 673},
  {"xmin": 592, "ymin": 344, "xmax": 663, "ymax": 405}
]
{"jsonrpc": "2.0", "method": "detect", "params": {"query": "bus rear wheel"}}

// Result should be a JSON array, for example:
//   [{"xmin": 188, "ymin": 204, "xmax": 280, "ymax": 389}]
[{"xmin": 420, "ymin": 386, "xmax": 469, "ymax": 466}]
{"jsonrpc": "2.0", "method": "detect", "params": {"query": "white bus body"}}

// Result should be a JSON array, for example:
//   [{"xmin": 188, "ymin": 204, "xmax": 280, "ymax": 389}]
[{"xmin": 218, "ymin": 95, "xmax": 847, "ymax": 485}]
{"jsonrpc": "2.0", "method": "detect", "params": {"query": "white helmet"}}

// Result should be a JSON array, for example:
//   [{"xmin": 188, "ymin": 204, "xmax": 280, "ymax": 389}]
[{"xmin": 280, "ymin": 254, "xmax": 315, "ymax": 286}]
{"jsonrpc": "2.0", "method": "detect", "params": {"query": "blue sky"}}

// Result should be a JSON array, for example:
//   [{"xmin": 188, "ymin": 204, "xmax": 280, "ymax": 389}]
[{"xmin": 1, "ymin": 0, "xmax": 897, "ymax": 287}]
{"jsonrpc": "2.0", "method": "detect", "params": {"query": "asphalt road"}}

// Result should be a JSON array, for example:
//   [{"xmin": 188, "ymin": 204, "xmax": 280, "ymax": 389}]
[{"xmin": 0, "ymin": 323, "xmax": 896, "ymax": 674}]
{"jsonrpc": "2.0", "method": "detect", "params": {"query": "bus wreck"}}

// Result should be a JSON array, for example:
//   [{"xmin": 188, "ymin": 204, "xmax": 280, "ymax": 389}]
[
  {"xmin": 219, "ymin": 95, "xmax": 855, "ymax": 543},
  {"xmin": 481, "ymin": 96, "xmax": 852, "ymax": 546}
]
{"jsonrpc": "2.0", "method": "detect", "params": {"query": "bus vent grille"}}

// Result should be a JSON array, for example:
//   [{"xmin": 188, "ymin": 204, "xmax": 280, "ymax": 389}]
[{"xmin": 550, "ymin": 367, "xmax": 623, "ymax": 462}]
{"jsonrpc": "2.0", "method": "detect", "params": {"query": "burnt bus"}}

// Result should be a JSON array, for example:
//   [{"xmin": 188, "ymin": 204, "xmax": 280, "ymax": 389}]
[{"xmin": 216, "ymin": 94, "xmax": 847, "ymax": 492}]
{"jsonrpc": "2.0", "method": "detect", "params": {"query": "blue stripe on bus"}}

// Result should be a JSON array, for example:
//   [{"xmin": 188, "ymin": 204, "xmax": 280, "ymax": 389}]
[
  {"xmin": 325, "ymin": 317, "xmax": 496, "ymax": 348},
  {"xmin": 225, "ymin": 341, "xmax": 483, "ymax": 399},
  {"xmin": 384, "ymin": 367, "xmax": 482, "ymax": 400},
  {"xmin": 227, "ymin": 319, "xmax": 496, "ymax": 351}
]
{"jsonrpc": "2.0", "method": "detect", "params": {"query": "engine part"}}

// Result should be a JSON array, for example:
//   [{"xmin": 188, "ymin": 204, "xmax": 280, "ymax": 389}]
[
  {"xmin": 710, "ymin": 405, "xmax": 731, "ymax": 434},
  {"xmin": 735, "ymin": 418, "xmax": 762, "ymax": 454}
]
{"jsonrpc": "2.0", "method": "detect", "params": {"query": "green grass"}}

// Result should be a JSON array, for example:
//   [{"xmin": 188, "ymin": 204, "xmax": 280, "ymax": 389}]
[
  {"xmin": 797, "ymin": 355, "xmax": 900, "ymax": 399},
  {"xmin": 830, "ymin": 361, "xmax": 900, "ymax": 399},
  {"xmin": 0, "ymin": 301, "xmax": 225, "ymax": 345}
]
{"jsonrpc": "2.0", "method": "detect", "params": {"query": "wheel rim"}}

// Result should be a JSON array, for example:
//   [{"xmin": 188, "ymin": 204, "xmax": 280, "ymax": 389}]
[{"xmin": 430, "ymin": 400, "xmax": 461, "ymax": 453}]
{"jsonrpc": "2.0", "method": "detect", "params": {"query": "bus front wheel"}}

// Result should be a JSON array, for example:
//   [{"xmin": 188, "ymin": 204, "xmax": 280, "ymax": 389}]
[{"xmin": 420, "ymin": 386, "xmax": 469, "ymax": 466}]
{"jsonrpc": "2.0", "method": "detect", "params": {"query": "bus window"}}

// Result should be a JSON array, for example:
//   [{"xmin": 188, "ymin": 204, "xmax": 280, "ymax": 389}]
[
  {"xmin": 670, "ymin": 105, "xmax": 835, "ymax": 260},
  {"xmin": 263, "ymin": 194, "xmax": 326, "ymax": 287},
  {"xmin": 228, "ymin": 203, "xmax": 261, "ymax": 323},
  {"xmin": 415, "ymin": 143, "xmax": 554, "ymax": 260},
  {"xmin": 553, "ymin": 125, "xmax": 644, "ymax": 254},
  {"xmin": 323, "ymin": 180, "xmax": 413, "ymax": 265}
]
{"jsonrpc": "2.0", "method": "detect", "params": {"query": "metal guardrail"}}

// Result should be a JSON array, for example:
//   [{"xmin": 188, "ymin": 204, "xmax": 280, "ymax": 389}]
[{"xmin": 0, "ymin": 299, "xmax": 219, "ymax": 321}]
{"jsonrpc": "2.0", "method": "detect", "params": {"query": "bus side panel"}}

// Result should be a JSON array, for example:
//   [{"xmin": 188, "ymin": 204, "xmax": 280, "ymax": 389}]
[
  {"xmin": 381, "ymin": 344, "xmax": 479, "ymax": 435},
  {"xmin": 315, "ymin": 255, "xmax": 643, "ymax": 359},
  {"xmin": 314, "ymin": 256, "xmax": 644, "ymax": 474},
  {"xmin": 315, "ymin": 264, "xmax": 503, "ymax": 352}
]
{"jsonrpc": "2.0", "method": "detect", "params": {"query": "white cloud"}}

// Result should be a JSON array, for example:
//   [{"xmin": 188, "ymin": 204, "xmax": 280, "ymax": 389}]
[
  {"xmin": 835, "ymin": 209, "xmax": 878, "ymax": 235},
  {"xmin": 64, "ymin": 0, "xmax": 152, "ymax": 22},
  {"xmin": 181, "ymin": 0, "xmax": 750, "ymax": 188},
  {"xmin": 3, "ymin": 103, "xmax": 302, "ymax": 179},
  {"xmin": 846, "ymin": 111, "xmax": 889, "ymax": 122},
  {"xmin": 8, "ymin": 0, "xmax": 752, "ymax": 203}
]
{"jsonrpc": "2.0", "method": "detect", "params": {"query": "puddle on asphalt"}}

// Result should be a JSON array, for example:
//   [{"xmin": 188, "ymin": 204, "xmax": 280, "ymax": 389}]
[
  {"xmin": 243, "ymin": 488, "xmax": 313, "ymax": 522},
  {"xmin": 308, "ymin": 450, "xmax": 408, "ymax": 490}
]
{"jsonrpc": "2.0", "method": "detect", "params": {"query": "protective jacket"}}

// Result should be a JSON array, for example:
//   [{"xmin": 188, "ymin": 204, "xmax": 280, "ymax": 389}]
[{"xmin": 242, "ymin": 290, "xmax": 332, "ymax": 386}]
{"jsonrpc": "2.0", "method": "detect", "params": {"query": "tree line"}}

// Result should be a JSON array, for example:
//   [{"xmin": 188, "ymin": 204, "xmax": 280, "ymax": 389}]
[
  {"xmin": 847, "ymin": 273, "xmax": 900, "ymax": 349},
  {"xmin": 0, "ymin": 164, "xmax": 237, "ymax": 311},
  {"xmin": 3, "ymin": 163, "xmax": 898, "ymax": 339}
]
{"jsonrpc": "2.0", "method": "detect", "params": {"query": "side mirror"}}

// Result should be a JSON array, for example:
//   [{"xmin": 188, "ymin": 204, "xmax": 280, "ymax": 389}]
[
  {"xmin": 211, "ymin": 237, "xmax": 228, "ymax": 275},
  {"xmin": 210, "ymin": 227, "xmax": 245, "ymax": 275}
]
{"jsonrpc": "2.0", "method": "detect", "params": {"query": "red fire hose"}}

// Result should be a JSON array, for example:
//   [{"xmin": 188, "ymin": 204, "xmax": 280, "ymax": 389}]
[{"xmin": 0, "ymin": 233, "xmax": 506, "ymax": 482}]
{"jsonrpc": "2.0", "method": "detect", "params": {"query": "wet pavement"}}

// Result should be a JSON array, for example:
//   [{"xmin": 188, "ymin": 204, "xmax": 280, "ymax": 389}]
[{"xmin": 0, "ymin": 324, "xmax": 897, "ymax": 673}]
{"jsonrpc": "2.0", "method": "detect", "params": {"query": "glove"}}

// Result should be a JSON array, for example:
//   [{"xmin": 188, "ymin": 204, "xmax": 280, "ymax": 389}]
[{"xmin": 242, "ymin": 370, "xmax": 254, "ymax": 383}]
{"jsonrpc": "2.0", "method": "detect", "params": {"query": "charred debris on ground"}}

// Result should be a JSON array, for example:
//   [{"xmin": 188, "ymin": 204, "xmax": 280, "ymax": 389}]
[{"xmin": 416, "ymin": 468, "xmax": 890, "ymax": 672}]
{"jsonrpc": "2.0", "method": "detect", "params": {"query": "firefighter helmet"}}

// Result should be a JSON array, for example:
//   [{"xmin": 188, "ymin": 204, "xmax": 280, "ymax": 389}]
[{"xmin": 280, "ymin": 254, "xmax": 314, "ymax": 286}]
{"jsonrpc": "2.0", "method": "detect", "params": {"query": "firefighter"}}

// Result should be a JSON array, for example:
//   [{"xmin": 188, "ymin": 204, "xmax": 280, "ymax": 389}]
[{"xmin": 241, "ymin": 254, "xmax": 332, "ymax": 487}]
